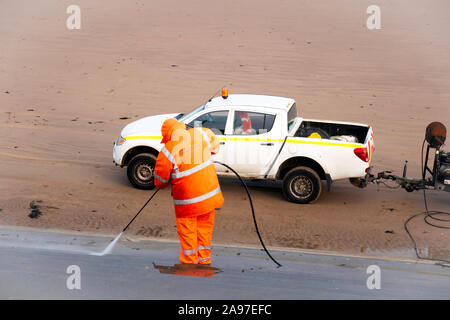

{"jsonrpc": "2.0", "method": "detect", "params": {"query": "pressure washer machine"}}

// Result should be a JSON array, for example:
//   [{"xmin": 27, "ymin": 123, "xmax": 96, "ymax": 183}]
[{"xmin": 370, "ymin": 122, "xmax": 449, "ymax": 193}]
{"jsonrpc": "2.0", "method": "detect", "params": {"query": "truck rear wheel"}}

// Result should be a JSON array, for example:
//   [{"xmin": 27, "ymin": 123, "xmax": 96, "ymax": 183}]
[
  {"xmin": 282, "ymin": 166, "xmax": 322, "ymax": 204},
  {"xmin": 127, "ymin": 153, "xmax": 157, "ymax": 190}
]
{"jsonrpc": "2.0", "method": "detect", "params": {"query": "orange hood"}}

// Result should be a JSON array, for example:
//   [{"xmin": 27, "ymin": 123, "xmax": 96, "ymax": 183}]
[{"xmin": 160, "ymin": 118, "xmax": 186, "ymax": 144}]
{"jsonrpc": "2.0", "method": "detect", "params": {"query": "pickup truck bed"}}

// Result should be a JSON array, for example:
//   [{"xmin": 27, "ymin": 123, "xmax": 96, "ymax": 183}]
[{"xmin": 295, "ymin": 120, "xmax": 369, "ymax": 143}]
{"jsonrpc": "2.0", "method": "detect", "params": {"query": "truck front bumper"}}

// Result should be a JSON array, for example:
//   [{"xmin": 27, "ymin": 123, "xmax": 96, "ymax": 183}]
[{"xmin": 113, "ymin": 142, "xmax": 127, "ymax": 167}]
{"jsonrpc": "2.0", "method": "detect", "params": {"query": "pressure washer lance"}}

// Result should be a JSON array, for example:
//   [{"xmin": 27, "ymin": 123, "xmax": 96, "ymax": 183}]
[{"xmin": 90, "ymin": 189, "xmax": 160, "ymax": 256}]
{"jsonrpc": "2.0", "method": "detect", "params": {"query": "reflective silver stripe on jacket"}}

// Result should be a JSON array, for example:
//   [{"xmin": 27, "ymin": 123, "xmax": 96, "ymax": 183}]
[
  {"xmin": 154, "ymin": 172, "xmax": 169, "ymax": 184},
  {"xmin": 181, "ymin": 248, "xmax": 197, "ymax": 256},
  {"xmin": 196, "ymin": 127, "xmax": 211, "ymax": 150},
  {"xmin": 171, "ymin": 159, "xmax": 212, "ymax": 179},
  {"xmin": 173, "ymin": 186, "xmax": 221, "ymax": 205},
  {"xmin": 198, "ymin": 256, "xmax": 210, "ymax": 262},
  {"xmin": 161, "ymin": 146, "xmax": 179, "ymax": 171},
  {"xmin": 198, "ymin": 245, "xmax": 211, "ymax": 250}
]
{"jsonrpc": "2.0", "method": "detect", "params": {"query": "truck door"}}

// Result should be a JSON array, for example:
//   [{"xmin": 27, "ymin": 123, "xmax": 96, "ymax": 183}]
[
  {"xmin": 224, "ymin": 109, "xmax": 280, "ymax": 176},
  {"xmin": 185, "ymin": 110, "xmax": 230, "ymax": 173}
]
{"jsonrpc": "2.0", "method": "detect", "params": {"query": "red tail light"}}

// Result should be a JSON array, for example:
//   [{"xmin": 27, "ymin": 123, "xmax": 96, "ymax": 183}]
[{"xmin": 354, "ymin": 147, "xmax": 369, "ymax": 162}]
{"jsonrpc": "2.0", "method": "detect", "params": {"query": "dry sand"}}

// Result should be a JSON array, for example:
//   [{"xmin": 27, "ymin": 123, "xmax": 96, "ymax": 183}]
[{"xmin": 1, "ymin": 0, "xmax": 449, "ymax": 261}]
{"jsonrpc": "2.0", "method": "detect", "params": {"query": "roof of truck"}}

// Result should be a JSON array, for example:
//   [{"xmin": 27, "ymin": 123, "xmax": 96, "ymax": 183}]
[{"xmin": 205, "ymin": 94, "xmax": 295, "ymax": 111}]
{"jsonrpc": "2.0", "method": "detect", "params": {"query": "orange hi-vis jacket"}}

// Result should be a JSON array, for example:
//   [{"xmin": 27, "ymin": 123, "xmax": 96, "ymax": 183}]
[{"xmin": 154, "ymin": 120, "xmax": 224, "ymax": 218}]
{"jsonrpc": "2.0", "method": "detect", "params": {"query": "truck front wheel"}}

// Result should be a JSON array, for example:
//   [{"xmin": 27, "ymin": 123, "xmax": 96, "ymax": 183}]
[
  {"xmin": 127, "ymin": 153, "xmax": 157, "ymax": 190},
  {"xmin": 282, "ymin": 166, "xmax": 322, "ymax": 204}
]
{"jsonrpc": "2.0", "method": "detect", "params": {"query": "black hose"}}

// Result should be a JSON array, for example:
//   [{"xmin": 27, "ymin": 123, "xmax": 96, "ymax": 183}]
[
  {"xmin": 214, "ymin": 161, "xmax": 282, "ymax": 268},
  {"xmin": 264, "ymin": 136, "xmax": 288, "ymax": 178},
  {"xmin": 403, "ymin": 190, "xmax": 450, "ymax": 266}
]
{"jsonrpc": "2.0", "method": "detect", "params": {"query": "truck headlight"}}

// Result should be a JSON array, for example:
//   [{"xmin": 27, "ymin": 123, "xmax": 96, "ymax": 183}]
[{"xmin": 116, "ymin": 136, "xmax": 126, "ymax": 146}]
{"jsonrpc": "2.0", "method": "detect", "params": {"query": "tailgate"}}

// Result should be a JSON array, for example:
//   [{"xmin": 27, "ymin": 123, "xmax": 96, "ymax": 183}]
[{"xmin": 364, "ymin": 127, "xmax": 375, "ymax": 164}]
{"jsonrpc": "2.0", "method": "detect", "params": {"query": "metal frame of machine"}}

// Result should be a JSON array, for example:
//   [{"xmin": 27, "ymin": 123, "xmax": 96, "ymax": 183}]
[{"xmin": 370, "ymin": 122, "xmax": 449, "ymax": 193}]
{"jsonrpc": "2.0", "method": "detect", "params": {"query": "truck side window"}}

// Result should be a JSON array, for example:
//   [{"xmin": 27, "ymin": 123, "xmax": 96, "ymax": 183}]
[
  {"xmin": 233, "ymin": 111, "xmax": 276, "ymax": 135},
  {"xmin": 188, "ymin": 110, "xmax": 229, "ymax": 135}
]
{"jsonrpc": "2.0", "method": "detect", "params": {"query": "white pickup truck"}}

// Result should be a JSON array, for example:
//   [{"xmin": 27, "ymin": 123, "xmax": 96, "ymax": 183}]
[{"xmin": 113, "ymin": 93, "xmax": 374, "ymax": 203}]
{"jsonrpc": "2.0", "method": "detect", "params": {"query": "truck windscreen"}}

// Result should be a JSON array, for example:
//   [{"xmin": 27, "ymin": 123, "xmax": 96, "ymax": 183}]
[{"xmin": 178, "ymin": 104, "xmax": 205, "ymax": 122}]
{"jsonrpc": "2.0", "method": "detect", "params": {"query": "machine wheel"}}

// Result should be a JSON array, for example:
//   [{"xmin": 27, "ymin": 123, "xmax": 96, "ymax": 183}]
[
  {"xmin": 282, "ymin": 166, "xmax": 322, "ymax": 204},
  {"xmin": 127, "ymin": 153, "xmax": 157, "ymax": 190}
]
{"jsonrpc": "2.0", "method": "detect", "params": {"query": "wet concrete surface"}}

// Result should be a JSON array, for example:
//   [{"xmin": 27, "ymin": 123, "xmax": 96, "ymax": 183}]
[{"xmin": 0, "ymin": 226, "xmax": 449, "ymax": 299}]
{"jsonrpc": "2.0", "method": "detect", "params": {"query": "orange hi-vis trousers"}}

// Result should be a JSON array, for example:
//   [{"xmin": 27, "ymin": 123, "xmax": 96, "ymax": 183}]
[{"xmin": 176, "ymin": 210, "xmax": 215, "ymax": 264}]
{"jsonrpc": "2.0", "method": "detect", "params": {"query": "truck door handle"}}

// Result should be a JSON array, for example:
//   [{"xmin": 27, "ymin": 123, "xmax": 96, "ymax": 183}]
[
  {"xmin": 260, "ymin": 142, "xmax": 274, "ymax": 146},
  {"xmin": 220, "ymin": 141, "xmax": 225, "ymax": 145}
]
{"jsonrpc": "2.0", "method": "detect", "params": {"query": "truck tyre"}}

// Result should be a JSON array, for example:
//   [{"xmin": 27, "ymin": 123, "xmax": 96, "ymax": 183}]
[
  {"xmin": 282, "ymin": 166, "xmax": 322, "ymax": 204},
  {"xmin": 127, "ymin": 153, "xmax": 157, "ymax": 190}
]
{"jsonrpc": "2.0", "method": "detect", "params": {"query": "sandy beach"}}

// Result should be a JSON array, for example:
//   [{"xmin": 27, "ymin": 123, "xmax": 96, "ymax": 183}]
[{"xmin": 0, "ymin": 0, "xmax": 449, "ymax": 261}]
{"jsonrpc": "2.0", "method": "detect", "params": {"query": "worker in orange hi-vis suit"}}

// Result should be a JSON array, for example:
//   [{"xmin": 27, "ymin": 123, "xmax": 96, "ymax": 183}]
[{"xmin": 154, "ymin": 118, "xmax": 224, "ymax": 264}]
